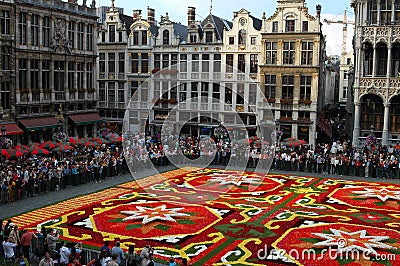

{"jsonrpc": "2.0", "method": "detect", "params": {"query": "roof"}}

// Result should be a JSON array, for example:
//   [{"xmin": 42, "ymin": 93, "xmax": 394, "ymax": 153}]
[
  {"xmin": 150, "ymin": 24, "xmax": 160, "ymax": 36},
  {"xmin": 249, "ymin": 15, "xmax": 262, "ymax": 30},
  {"xmin": 19, "ymin": 117, "xmax": 59, "ymax": 131},
  {"xmin": 201, "ymin": 14, "xmax": 232, "ymax": 41},
  {"xmin": 173, "ymin": 23, "xmax": 188, "ymax": 43},
  {"xmin": 120, "ymin": 14, "xmax": 134, "ymax": 36},
  {"xmin": 69, "ymin": 113, "xmax": 103, "ymax": 126}
]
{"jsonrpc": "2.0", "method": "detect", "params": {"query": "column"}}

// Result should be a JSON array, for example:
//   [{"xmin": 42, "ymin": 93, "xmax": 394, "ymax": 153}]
[
  {"xmin": 352, "ymin": 102, "xmax": 361, "ymax": 147},
  {"xmin": 377, "ymin": 0, "xmax": 381, "ymax": 25},
  {"xmin": 50, "ymin": 60, "xmax": 55, "ymax": 102},
  {"xmin": 387, "ymin": 43, "xmax": 392, "ymax": 78},
  {"xmin": 372, "ymin": 44, "xmax": 377, "ymax": 77},
  {"xmin": 83, "ymin": 23, "xmax": 87, "ymax": 52},
  {"xmin": 39, "ymin": 16, "xmax": 43, "ymax": 48},
  {"xmin": 392, "ymin": 0, "xmax": 396, "ymax": 24},
  {"xmin": 138, "ymin": 52, "xmax": 142, "ymax": 74},
  {"xmin": 382, "ymin": 103, "xmax": 390, "ymax": 146},
  {"xmin": 27, "ymin": 13, "xmax": 32, "ymax": 46}
]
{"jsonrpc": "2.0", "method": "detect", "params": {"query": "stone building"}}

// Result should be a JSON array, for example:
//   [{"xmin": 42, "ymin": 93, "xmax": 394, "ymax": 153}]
[
  {"xmin": 259, "ymin": 0, "xmax": 325, "ymax": 147},
  {"xmin": 351, "ymin": 0, "xmax": 400, "ymax": 147},
  {"xmin": 1, "ymin": 0, "xmax": 100, "ymax": 142}
]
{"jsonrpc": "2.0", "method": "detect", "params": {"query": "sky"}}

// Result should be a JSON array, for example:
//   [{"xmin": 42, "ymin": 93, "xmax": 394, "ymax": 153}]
[{"xmin": 94, "ymin": 0, "xmax": 354, "ymax": 56}]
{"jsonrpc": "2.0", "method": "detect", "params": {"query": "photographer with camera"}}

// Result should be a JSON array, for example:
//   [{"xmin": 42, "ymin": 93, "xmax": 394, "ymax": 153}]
[{"xmin": 46, "ymin": 229, "xmax": 59, "ymax": 257}]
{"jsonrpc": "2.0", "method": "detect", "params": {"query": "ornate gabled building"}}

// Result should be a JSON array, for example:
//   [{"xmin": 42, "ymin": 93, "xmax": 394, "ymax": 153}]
[
  {"xmin": 259, "ymin": 0, "xmax": 325, "ymax": 147},
  {"xmin": 351, "ymin": 0, "xmax": 400, "ymax": 147},
  {"xmin": 1, "ymin": 0, "xmax": 100, "ymax": 143}
]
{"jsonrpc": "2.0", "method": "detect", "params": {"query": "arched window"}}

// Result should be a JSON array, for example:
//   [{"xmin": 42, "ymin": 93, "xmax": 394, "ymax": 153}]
[
  {"xmin": 361, "ymin": 94, "xmax": 384, "ymax": 131},
  {"xmin": 162, "ymin": 29, "xmax": 169, "ymax": 45},
  {"xmin": 390, "ymin": 96, "xmax": 400, "ymax": 133},
  {"xmin": 363, "ymin": 42, "xmax": 373, "ymax": 76},
  {"xmin": 238, "ymin": 29, "xmax": 246, "ymax": 45},
  {"xmin": 391, "ymin": 43, "xmax": 400, "ymax": 77}
]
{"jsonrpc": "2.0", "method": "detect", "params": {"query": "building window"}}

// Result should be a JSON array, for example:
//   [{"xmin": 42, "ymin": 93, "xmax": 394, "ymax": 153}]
[
  {"xmin": 0, "ymin": 80, "xmax": 10, "ymax": 109},
  {"xmin": 342, "ymin": 86, "xmax": 348, "ymax": 99},
  {"xmin": 163, "ymin": 30, "xmax": 169, "ymax": 45},
  {"xmin": 361, "ymin": 95, "xmax": 383, "ymax": 131},
  {"xmin": 86, "ymin": 63, "xmax": 93, "ymax": 89},
  {"xmin": 171, "ymin": 53, "xmax": 178, "ymax": 67},
  {"xmin": 301, "ymin": 41, "xmax": 313, "ymax": 65},
  {"xmin": 130, "ymin": 81, "xmax": 138, "ymax": 97},
  {"xmin": 250, "ymin": 54, "xmax": 258, "ymax": 74},
  {"xmin": 0, "ymin": 10, "xmax": 10, "ymax": 35},
  {"xmin": 154, "ymin": 54, "xmax": 160, "ymax": 69},
  {"xmin": 179, "ymin": 82, "xmax": 187, "ymax": 102},
  {"xmin": 249, "ymin": 84, "xmax": 256, "ymax": 105},
  {"xmin": 237, "ymin": 83, "xmax": 244, "ymax": 104},
  {"xmin": 266, "ymin": 42, "xmax": 277, "ymax": 64},
  {"xmin": 87, "ymin": 24, "xmax": 93, "ymax": 51},
  {"xmin": 201, "ymin": 82, "xmax": 209, "ymax": 102},
  {"xmin": 142, "ymin": 53, "xmax": 149, "ymax": 73},
  {"xmin": 162, "ymin": 54, "xmax": 169, "ymax": 68},
  {"xmin": 285, "ymin": 20, "xmax": 295, "ymax": 32},
  {"xmin": 189, "ymin": 33, "xmax": 197, "ymax": 43},
  {"xmin": 225, "ymin": 83, "xmax": 232, "ymax": 104},
  {"xmin": 283, "ymin": 41, "xmax": 295, "ymax": 64},
  {"xmin": 30, "ymin": 59, "xmax": 39, "ymax": 90},
  {"xmin": 213, "ymin": 54, "xmax": 221, "ymax": 72},
  {"xmin": 109, "ymin": 25, "xmax": 116, "ymax": 42},
  {"xmin": 132, "ymin": 53, "xmax": 139, "ymax": 73},
  {"xmin": 141, "ymin": 81, "xmax": 148, "ymax": 101},
  {"xmin": 142, "ymin": 31, "xmax": 147, "ymax": 45},
  {"xmin": 18, "ymin": 12, "xmax": 27, "ymax": 45},
  {"xmin": 376, "ymin": 42, "xmax": 388, "ymax": 76},
  {"xmin": 42, "ymin": 60, "xmax": 50, "ymax": 91},
  {"xmin": 68, "ymin": 21, "xmax": 75, "ymax": 49},
  {"xmin": 68, "ymin": 62, "xmax": 75, "ymax": 90},
  {"xmin": 99, "ymin": 82, "xmax": 106, "ymax": 102},
  {"xmin": 368, "ymin": 1, "xmax": 378, "ymax": 25},
  {"xmin": 192, "ymin": 54, "xmax": 199, "ymax": 72},
  {"xmin": 108, "ymin": 53, "xmax": 115, "ymax": 73},
  {"xmin": 395, "ymin": 1, "xmax": 400, "ymax": 23},
  {"xmin": 238, "ymin": 29, "xmax": 246, "ymax": 45},
  {"xmin": 264, "ymin": 74, "xmax": 276, "ymax": 99},
  {"xmin": 251, "ymin": 37, "xmax": 256, "ymax": 45},
  {"xmin": 212, "ymin": 83, "xmax": 220, "ymax": 101},
  {"xmin": 282, "ymin": 75, "xmax": 294, "ymax": 99},
  {"xmin": 238, "ymin": 54, "xmax": 245, "ymax": 73},
  {"xmin": 77, "ymin": 22, "xmax": 84, "ymax": 50},
  {"xmin": 118, "ymin": 82, "xmax": 125, "ymax": 103},
  {"xmin": 229, "ymin": 37, "xmax": 234, "ymax": 45},
  {"xmin": 118, "ymin": 31, "xmax": 123, "ymax": 43},
  {"xmin": 272, "ymin": 21, "xmax": 278, "ymax": 32},
  {"xmin": 43, "ymin": 17, "xmax": 51, "ymax": 47},
  {"xmin": 77, "ymin": 62, "xmax": 84, "ymax": 89},
  {"xmin": 226, "ymin": 54, "xmax": 234, "ymax": 73},
  {"xmin": 19, "ymin": 59, "xmax": 28, "ymax": 90},
  {"xmin": 300, "ymin": 76, "xmax": 311, "ymax": 100},
  {"xmin": 363, "ymin": 42, "xmax": 374, "ymax": 76},
  {"xmin": 118, "ymin": 53, "xmax": 125, "ymax": 74},
  {"xmin": 302, "ymin": 21, "xmax": 309, "ymax": 32},
  {"xmin": 108, "ymin": 82, "xmax": 116, "ymax": 106},
  {"xmin": 99, "ymin": 53, "xmax": 106, "ymax": 74},
  {"xmin": 31, "ymin": 15, "xmax": 39, "ymax": 46},
  {"xmin": 133, "ymin": 31, "xmax": 139, "ymax": 45},
  {"xmin": 101, "ymin": 32, "xmax": 106, "ymax": 43},
  {"xmin": 205, "ymin": 31, "xmax": 213, "ymax": 43},
  {"xmin": 191, "ymin": 82, "xmax": 198, "ymax": 99},
  {"xmin": 1, "ymin": 46, "xmax": 10, "ymax": 70},
  {"xmin": 54, "ymin": 61, "xmax": 65, "ymax": 92},
  {"xmin": 202, "ymin": 54, "xmax": 209, "ymax": 72},
  {"xmin": 180, "ymin": 54, "xmax": 187, "ymax": 72},
  {"xmin": 381, "ymin": 0, "xmax": 392, "ymax": 25}
]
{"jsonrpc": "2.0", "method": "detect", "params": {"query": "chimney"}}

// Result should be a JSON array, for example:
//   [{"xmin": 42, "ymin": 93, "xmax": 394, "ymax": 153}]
[
  {"xmin": 188, "ymin": 7, "xmax": 195, "ymax": 26},
  {"xmin": 133, "ymin": 9, "xmax": 142, "ymax": 20},
  {"xmin": 233, "ymin": 11, "xmax": 238, "ymax": 18},
  {"xmin": 147, "ymin": 6, "xmax": 155, "ymax": 25},
  {"xmin": 316, "ymin": 4, "xmax": 321, "ymax": 19}
]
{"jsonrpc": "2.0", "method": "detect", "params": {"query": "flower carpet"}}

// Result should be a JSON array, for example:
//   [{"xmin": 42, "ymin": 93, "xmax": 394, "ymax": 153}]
[{"xmin": 9, "ymin": 168, "xmax": 400, "ymax": 265}]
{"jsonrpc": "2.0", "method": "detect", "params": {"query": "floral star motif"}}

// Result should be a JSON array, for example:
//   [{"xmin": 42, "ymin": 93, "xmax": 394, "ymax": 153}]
[
  {"xmin": 209, "ymin": 173, "xmax": 261, "ymax": 187},
  {"xmin": 121, "ymin": 205, "xmax": 189, "ymax": 224},
  {"xmin": 313, "ymin": 228, "xmax": 396, "ymax": 255},
  {"xmin": 353, "ymin": 188, "xmax": 400, "ymax": 202}
]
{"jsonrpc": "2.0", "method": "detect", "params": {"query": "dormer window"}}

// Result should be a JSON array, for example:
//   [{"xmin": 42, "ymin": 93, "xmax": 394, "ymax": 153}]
[
  {"xmin": 190, "ymin": 34, "xmax": 197, "ymax": 43},
  {"xmin": 142, "ymin": 31, "xmax": 148, "ymax": 45},
  {"xmin": 205, "ymin": 31, "xmax": 213, "ymax": 43},
  {"xmin": 238, "ymin": 29, "xmax": 246, "ymax": 45},
  {"xmin": 109, "ymin": 25, "xmax": 115, "ymax": 42},
  {"xmin": 285, "ymin": 20, "xmax": 295, "ymax": 32},
  {"xmin": 163, "ymin": 29, "xmax": 169, "ymax": 45},
  {"xmin": 133, "ymin": 31, "xmax": 139, "ymax": 45}
]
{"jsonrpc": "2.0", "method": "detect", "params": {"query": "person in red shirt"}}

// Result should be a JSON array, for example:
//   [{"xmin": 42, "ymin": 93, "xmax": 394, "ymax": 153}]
[{"xmin": 20, "ymin": 228, "xmax": 37, "ymax": 264}]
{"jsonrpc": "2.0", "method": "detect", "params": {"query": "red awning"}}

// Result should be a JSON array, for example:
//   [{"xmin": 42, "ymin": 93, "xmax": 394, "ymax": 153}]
[
  {"xmin": 1, "ymin": 123, "xmax": 24, "ymax": 136},
  {"xmin": 19, "ymin": 117, "xmax": 59, "ymax": 130},
  {"xmin": 69, "ymin": 113, "xmax": 103, "ymax": 125}
]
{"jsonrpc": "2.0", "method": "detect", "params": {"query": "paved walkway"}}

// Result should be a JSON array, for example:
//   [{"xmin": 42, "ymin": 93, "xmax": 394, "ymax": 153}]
[{"xmin": 2, "ymin": 166, "xmax": 399, "ymax": 220}]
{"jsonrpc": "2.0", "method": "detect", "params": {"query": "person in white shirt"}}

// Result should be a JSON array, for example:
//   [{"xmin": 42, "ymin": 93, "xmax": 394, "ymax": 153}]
[
  {"xmin": 59, "ymin": 241, "xmax": 71, "ymax": 265},
  {"xmin": 2, "ymin": 236, "xmax": 17, "ymax": 259}
]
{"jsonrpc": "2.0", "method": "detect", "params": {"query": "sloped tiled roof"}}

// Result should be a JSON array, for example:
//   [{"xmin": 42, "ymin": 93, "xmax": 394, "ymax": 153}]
[
  {"xmin": 173, "ymin": 23, "xmax": 188, "ymax": 43},
  {"xmin": 120, "ymin": 14, "xmax": 134, "ymax": 36},
  {"xmin": 201, "ymin": 14, "xmax": 232, "ymax": 41},
  {"xmin": 249, "ymin": 15, "xmax": 262, "ymax": 30}
]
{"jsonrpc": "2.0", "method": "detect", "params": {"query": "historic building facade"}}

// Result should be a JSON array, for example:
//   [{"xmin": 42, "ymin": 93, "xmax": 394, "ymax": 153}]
[
  {"xmin": 259, "ymin": 0, "xmax": 325, "ymax": 147},
  {"xmin": 2, "ymin": 0, "xmax": 100, "ymax": 142},
  {"xmin": 351, "ymin": 0, "xmax": 400, "ymax": 146}
]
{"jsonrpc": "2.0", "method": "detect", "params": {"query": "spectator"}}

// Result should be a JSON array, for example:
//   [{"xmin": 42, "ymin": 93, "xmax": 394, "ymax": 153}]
[
  {"xmin": 111, "ymin": 241, "xmax": 125, "ymax": 266},
  {"xmin": 3, "ymin": 236, "xmax": 17, "ymax": 262},
  {"xmin": 15, "ymin": 251, "xmax": 29, "ymax": 266},
  {"xmin": 39, "ymin": 251, "xmax": 54, "ymax": 266},
  {"xmin": 59, "ymin": 241, "xmax": 70, "ymax": 266},
  {"xmin": 169, "ymin": 256, "xmax": 177, "ymax": 266},
  {"xmin": 46, "ymin": 229, "xmax": 59, "ymax": 256},
  {"xmin": 106, "ymin": 254, "xmax": 119, "ymax": 266},
  {"xmin": 100, "ymin": 241, "xmax": 111, "ymax": 258},
  {"xmin": 20, "ymin": 228, "xmax": 37, "ymax": 264},
  {"xmin": 126, "ymin": 245, "xmax": 139, "ymax": 266}
]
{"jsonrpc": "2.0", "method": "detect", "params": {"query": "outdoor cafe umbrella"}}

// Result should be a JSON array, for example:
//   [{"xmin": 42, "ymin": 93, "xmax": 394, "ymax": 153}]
[
  {"xmin": 53, "ymin": 144, "xmax": 74, "ymax": 153},
  {"xmin": 29, "ymin": 147, "xmax": 50, "ymax": 156},
  {"xmin": 1, "ymin": 149, "xmax": 8, "ymax": 157},
  {"xmin": 281, "ymin": 138, "xmax": 307, "ymax": 147},
  {"xmin": 7, "ymin": 149, "xmax": 24, "ymax": 159},
  {"xmin": 40, "ymin": 141, "xmax": 57, "ymax": 150},
  {"xmin": 235, "ymin": 139, "xmax": 249, "ymax": 145}
]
